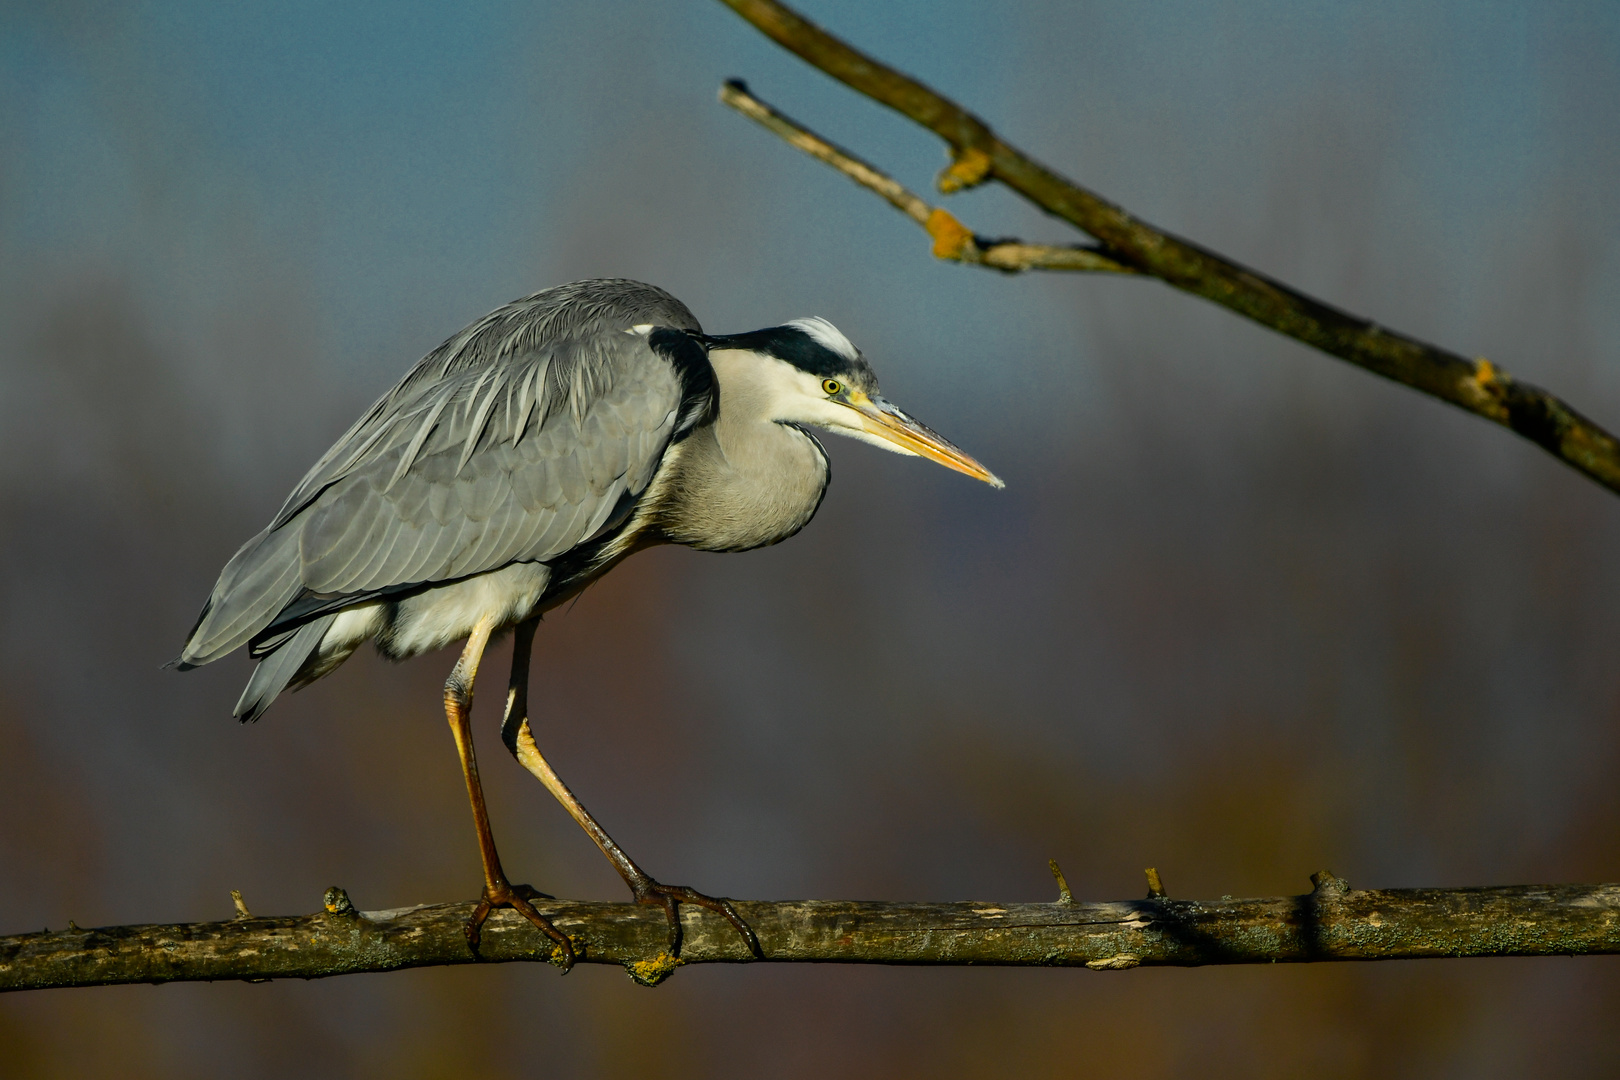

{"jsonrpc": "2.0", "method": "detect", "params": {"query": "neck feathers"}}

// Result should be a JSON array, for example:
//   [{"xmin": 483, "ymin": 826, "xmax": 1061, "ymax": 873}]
[{"xmin": 644, "ymin": 349, "xmax": 831, "ymax": 552}]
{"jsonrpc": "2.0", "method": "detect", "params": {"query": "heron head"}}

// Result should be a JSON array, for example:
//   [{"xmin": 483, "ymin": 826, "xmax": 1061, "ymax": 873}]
[{"xmin": 704, "ymin": 317, "xmax": 1004, "ymax": 488}]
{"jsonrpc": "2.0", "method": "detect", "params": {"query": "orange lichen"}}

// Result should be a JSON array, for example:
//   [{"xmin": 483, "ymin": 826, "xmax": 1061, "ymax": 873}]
[
  {"xmin": 1468, "ymin": 357, "xmax": 1512, "ymax": 421},
  {"xmin": 625, "ymin": 951, "xmax": 681, "ymax": 987},
  {"xmin": 937, "ymin": 146, "xmax": 992, "ymax": 192},
  {"xmin": 926, "ymin": 207, "xmax": 974, "ymax": 260}
]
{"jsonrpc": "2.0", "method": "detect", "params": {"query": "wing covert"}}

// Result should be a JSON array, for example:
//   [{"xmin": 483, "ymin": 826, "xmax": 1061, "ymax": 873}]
[{"xmin": 291, "ymin": 326, "xmax": 693, "ymax": 598}]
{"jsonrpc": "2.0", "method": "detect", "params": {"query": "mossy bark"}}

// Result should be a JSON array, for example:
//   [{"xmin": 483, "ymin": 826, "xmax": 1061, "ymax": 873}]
[{"xmin": 6, "ymin": 878, "xmax": 1619, "ymax": 992}]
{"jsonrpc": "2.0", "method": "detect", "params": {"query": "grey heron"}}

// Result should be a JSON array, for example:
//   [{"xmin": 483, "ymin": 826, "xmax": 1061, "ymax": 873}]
[{"xmin": 175, "ymin": 278, "xmax": 1002, "ymax": 966}]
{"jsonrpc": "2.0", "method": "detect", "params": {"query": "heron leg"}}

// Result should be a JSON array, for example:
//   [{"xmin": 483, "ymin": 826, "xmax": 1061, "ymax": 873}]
[
  {"xmin": 501, "ymin": 617, "xmax": 762, "ymax": 959},
  {"xmin": 447, "ymin": 614, "xmax": 575, "ymax": 968}
]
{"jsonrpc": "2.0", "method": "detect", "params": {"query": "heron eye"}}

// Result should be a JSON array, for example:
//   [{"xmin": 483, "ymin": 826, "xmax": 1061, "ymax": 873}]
[{"xmin": 822, "ymin": 379, "xmax": 842, "ymax": 395}]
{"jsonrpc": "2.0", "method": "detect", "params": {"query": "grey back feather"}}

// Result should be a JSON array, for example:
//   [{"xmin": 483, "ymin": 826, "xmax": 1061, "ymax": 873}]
[{"xmin": 180, "ymin": 280, "xmax": 704, "ymax": 667}]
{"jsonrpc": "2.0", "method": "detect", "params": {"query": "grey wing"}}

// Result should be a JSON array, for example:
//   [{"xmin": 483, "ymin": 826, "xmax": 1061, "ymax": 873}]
[
  {"xmin": 179, "ymin": 283, "xmax": 708, "ymax": 667},
  {"xmin": 269, "ymin": 278, "xmax": 700, "ymax": 533},
  {"xmin": 291, "ymin": 336, "xmax": 682, "ymax": 598}
]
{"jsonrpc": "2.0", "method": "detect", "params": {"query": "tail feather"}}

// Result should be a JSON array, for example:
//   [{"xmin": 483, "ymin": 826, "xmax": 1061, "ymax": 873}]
[
  {"xmin": 180, "ymin": 527, "xmax": 305, "ymax": 668},
  {"xmin": 233, "ymin": 614, "xmax": 336, "ymax": 723}
]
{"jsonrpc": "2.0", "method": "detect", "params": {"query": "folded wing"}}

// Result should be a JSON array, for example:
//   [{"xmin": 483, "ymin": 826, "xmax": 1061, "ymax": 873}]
[{"xmin": 178, "ymin": 281, "xmax": 704, "ymax": 668}]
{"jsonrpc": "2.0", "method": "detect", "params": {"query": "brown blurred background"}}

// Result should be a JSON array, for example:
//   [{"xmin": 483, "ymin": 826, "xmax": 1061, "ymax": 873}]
[{"xmin": 3, "ymin": 1, "xmax": 1620, "ymax": 1076}]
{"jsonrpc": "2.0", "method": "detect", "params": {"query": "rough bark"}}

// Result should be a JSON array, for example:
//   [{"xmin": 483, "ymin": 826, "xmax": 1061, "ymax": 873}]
[{"xmin": 6, "ymin": 876, "xmax": 1619, "ymax": 991}]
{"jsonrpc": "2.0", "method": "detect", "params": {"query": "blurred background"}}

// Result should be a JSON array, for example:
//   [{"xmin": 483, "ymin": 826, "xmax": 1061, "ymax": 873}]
[{"xmin": 3, "ymin": 0, "xmax": 1619, "ymax": 1075}]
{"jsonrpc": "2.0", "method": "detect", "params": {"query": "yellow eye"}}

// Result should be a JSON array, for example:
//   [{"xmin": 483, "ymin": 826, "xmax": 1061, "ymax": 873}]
[{"xmin": 822, "ymin": 379, "xmax": 842, "ymax": 395}]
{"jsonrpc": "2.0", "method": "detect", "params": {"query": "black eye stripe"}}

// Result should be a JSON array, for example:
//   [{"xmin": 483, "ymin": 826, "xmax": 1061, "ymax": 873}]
[{"xmin": 704, "ymin": 326, "xmax": 873, "ymax": 383}]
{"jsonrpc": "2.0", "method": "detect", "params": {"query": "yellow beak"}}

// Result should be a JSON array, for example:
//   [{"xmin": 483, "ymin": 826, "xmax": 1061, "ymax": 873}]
[{"xmin": 847, "ymin": 394, "xmax": 1004, "ymax": 489}]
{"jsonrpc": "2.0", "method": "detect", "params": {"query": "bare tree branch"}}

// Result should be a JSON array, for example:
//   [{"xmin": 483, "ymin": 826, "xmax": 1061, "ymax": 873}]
[
  {"xmin": 717, "ymin": 0, "xmax": 1620, "ymax": 497},
  {"xmin": 6, "ymin": 876, "xmax": 1620, "ymax": 991},
  {"xmin": 9, "ymin": 11, "xmax": 1616, "ymax": 1001},
  {"xmin": 720, "ymin": 80, "xmax": 1137, "ymax": 275}
]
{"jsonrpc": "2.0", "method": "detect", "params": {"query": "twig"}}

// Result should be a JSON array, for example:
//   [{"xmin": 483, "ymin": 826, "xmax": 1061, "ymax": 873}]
[
  {"xmin": 721, "ymin": 80, "xmax": 1134, "ymax": 275},
  {"xmin": 717, "ymin": 0, "xmax": 1620, "ymax": 497},
  {"xmin": 1144, "ymin": 868, "xmax": 1167, "ymax": 899},
  {"xmin": 6, "ymin": 877, "xmax": 1620, "ymax": 991},
  {"xmin": 1048, "ymin": 859, "xmax": 1076, "ymax": 904}
]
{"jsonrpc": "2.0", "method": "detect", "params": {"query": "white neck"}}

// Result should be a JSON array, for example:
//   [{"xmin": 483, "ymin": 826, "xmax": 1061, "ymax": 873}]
[{"xmin": 650, "ymin": 349, "xmax": 833, "ymax": 552}]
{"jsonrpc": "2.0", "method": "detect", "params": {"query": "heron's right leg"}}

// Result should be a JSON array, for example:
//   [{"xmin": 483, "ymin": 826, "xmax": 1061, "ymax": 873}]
[
  {"xmin": 501, "ymin": 617, "xmax": 761, "ymax": 959},
  {"xmin": 446, "ymin": 615, "xmax": 574, "ymax": 967}
]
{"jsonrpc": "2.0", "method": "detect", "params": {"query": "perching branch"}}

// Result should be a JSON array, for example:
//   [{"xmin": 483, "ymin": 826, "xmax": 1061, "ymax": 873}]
[
  {"xmin": 717, "ymin": 0, "xmax": 1620, "ymax": 497},
  {"xmin": 7, "ymin": 875, "xmax": 1620, "ymax": 991}
]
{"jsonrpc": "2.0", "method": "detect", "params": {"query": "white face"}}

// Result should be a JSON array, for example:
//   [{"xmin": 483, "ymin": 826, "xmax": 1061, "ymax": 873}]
[
  {"xmin": 706, "ymin": 345, "xmax": 1004, "ymax": 487},
  {"xmin": 706, "ymin": 348, "xmax": 919, "ymax": 457}
]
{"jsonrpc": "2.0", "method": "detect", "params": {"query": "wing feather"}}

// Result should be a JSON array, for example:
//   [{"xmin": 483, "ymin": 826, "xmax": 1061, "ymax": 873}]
[
  {"xmin": 382, "ymin": 518, "xmax": 435, "ymax": 586},
  {"xmin": 179, "ymin": 279, "xmax": 709, "ymax": 669},
  {"xmin": 455, "ymin": 364, "xmax": 505, "ymax": 474},
  {"xmin": 513, "ymin": 360, "xmax": 542, "ymax": 441},
  {"xmin": 387, "ymin": 392, "xmax": 453, "ymax": 493},
  {"xmin": 334, "ymin": 504, "xmax": 409, "ymax": 593}
]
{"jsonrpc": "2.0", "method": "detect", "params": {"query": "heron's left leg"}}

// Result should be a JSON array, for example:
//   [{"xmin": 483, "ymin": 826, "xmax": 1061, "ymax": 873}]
[
  {"xmin": 446, "ymin": 614, "xmax": 574, "ymax": 966},
  {"xmin": 501, "ymin": 617, "xmax": 761, "ymax": 959}
]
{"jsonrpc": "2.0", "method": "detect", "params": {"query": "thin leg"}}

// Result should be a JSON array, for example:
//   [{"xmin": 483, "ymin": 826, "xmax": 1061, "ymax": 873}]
[
  {"xmin": 448, "ymin": 615, "xmax": 574, "ymax": 967},
  {"xmin": 501, "ymin": 617, "xmax": 761, "ymax": 958}
]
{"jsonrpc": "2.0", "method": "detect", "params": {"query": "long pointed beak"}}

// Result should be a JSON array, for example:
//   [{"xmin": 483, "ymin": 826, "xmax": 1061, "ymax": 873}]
[{"xmin": 849, "ymin": 395, "xmax": 1004, "ymax": 488}]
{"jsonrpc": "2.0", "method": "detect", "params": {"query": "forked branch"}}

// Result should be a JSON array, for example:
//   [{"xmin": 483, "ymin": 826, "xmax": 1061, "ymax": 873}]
[
  {"xmin": 720, "ymin": 80, "xmax": 1136, "ymax": 274},
  {"xmin": 717, "ymin": 0, "xmax": 1620, "ymax": 496}
]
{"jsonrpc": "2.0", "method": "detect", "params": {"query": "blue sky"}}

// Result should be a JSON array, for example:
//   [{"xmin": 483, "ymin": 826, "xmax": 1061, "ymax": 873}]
[{"xmin": 7, "ymin": 0, "xmax": 1614, "ymax": 392}]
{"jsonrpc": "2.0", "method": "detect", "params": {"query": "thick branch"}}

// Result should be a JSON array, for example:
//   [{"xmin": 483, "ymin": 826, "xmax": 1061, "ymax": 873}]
[
  {"xmin": 6, "ymin": 877, "xmax": 1620, "ymax": 992},
  {"xmin": 718, "ymin": 0, "xmax": 1620, "ymax": 496}
]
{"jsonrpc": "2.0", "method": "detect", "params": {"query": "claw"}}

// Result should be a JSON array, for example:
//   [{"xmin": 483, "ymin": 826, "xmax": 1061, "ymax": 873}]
[
  {"xmin": 633, "ymin": 880, "xmax": 762, "ymax": 959},
  {"xmin": 465, "ymin": 882, "xmax": 576, "ymax": 971},
  {"xmin": 495, "ymin": 689, "xmax": 761, "ymax": 962}
]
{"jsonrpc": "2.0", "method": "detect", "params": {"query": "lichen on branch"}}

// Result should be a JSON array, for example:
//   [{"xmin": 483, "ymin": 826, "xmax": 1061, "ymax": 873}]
[{"xmin": 6, "ymin": 877, "xmax": 1620, "ymax": 992}]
